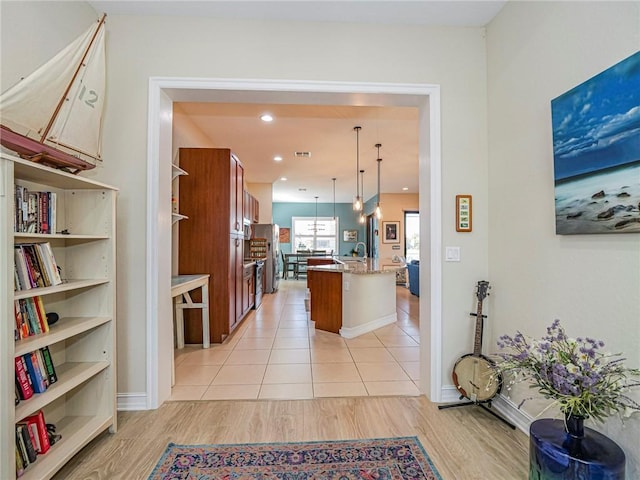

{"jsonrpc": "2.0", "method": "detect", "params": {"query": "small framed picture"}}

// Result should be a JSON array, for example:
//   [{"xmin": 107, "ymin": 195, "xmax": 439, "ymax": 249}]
[
  {"xmin": 343, "ymin": 229, "xmax": 358, "ymax": 242},
  {"xmin": 382, "ymin": 221, "xmax": 400, "ymax": 243},
  {"xmin": 456, "ymin": 195, "xmax": 472, "ymax": 232}
]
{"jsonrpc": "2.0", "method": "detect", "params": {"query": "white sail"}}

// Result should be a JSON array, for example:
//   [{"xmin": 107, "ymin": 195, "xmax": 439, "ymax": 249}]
[{"xmin": 0, "ymin": 18, "xmax": 105, "ymax": 160}]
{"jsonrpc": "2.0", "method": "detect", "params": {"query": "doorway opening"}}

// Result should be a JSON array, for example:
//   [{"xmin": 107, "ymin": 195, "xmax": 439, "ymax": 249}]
[
  {"xmin": 147, "ymin": 78, "xmax": 442, "ymax": 408},
  {"xmin": 404, "ymin": 211, "xmax": 420, "ymax": 262}
]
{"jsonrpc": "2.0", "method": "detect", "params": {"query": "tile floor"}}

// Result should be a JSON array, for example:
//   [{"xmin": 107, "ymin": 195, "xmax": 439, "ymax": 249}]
[{"xmin": 170, "ymin": 278, "xmax": 421, "ymax": 400}]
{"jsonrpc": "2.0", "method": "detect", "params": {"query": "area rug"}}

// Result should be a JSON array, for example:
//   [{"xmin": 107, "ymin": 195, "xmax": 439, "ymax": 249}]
[{"xmin": 148, "ymin": 436, "xmax": 442, "ymax": 479}]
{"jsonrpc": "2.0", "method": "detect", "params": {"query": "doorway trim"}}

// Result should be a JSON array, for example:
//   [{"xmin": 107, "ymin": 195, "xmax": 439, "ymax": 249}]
[{"xmin": 146, "ymin": 78, "xmax": 442, "ymax": 408}]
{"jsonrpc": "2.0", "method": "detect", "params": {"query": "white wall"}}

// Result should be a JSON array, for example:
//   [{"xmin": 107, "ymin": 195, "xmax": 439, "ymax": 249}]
[
  {"xmin": 487, "ymin": 1, "xmax": 640, "ymax": 475},
  {"xmin": 2, "ymin": 3, "xmax": 489, "ymax": 402},
  {"xmin": 377, "ymin": 193, "xmax": 419, "ymax": 260},
  {"xmin": 246, "ymin": 182, "xmax": 274, "ymax": 224},
  {"xmin": 96, "ymin": 14, "xmax": 489, "ymax": 396}
]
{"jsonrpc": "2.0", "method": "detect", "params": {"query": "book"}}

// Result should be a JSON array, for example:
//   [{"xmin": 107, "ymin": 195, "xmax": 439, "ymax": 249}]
[
  {"xmin": 39, "ymin": 346, "xmax": 58, "ymax": 385},
  {"xmin": 22, "ymin": 352, "xmax": 47, "ymax": 394},
  {"xmin": 33, "ymin": 296, "xmax": 49, "ymax": 333},
  {"xmin": 17, "ymin": 421, "xmax": 40, "ymax": 454},
  {"xmin": 24, "ymin": 410, "xmax": 51, "ymax": 454},
  {"xmin": 15, "ymin": 426, "xmax": 30, "ymax": 467},
  {"xmin": 17, "ymin": 424, "xmax": 37, "ymax": 463},
  {"xmin": 35, "ymin": 349, "xmax": 50, "ymax": 389},
  {"xmin": 37, "ymin": 242, "xmax": 62, "ymax": 285},
  {"xmin": 14, "ymin": 356, "xmax": 34, "ymax": 400},
  {"xmin": 15, "ymin": 444, "xmax": 25, "ymax": 477},
  {"xmin": 14, "ymin": 246, "xmax": 32, "ymax": 290},
  {"xmin": 23, "ymin": 298, "xmax": 42, "ymax": 335}
]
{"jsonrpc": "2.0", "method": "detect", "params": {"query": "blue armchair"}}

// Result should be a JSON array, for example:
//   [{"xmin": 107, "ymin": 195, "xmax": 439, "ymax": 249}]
[{"xmin": 406, "ymin": 260, "xmax": 419, "ymax": 297}]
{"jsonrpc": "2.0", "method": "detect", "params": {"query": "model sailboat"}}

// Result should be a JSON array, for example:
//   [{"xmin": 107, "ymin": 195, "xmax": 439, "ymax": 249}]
[{"xmin": 0, "ymin": 14, "xmax": 106, "ymax": 173}]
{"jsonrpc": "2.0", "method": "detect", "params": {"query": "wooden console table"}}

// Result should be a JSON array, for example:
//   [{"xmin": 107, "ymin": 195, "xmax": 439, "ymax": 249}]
[{"xmin": 171, "ymin": 274, "xmax": 210, "ymax": 349}]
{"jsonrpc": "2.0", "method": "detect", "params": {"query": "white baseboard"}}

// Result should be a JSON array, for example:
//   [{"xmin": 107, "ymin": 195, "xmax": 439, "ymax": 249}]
[
  {"xmin": 117, "ymin": 392, "xmax": 148, "ymax": 411},
  {"xmin": 438, "ymin": 387, "xmax": 533, "ymax": 435},
  {"xmin": 339, "ymin": 313, "xmax": 396, "ymax": 339},
  {"xmin": 439, "ymin": 385, "xmax": 464, "ymax": 403},
  {"xmin": 492, "ymin": 394, "xmax": 533, "ymax": 434}
]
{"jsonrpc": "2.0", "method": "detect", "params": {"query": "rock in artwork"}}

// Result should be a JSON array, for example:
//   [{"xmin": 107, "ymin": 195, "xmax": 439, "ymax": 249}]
[{"xmin": 551, "ymin": 50, "xmax": 640, "ymax": 234}]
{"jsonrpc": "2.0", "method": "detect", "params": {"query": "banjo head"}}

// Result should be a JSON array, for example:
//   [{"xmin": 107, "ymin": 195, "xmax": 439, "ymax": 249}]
[{"xmin": 452, "ymin": 354, "xmax": 501, "ymax": 402}]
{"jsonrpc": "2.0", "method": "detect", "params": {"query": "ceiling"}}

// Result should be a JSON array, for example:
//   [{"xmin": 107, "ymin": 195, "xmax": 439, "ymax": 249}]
[
  {"xmin": 88, "ymin": 1, "xmax": 506, "ymax": 203},
  {"xmin": 175, "ymin": 102, "xmax": 419, "ymax": 203}
]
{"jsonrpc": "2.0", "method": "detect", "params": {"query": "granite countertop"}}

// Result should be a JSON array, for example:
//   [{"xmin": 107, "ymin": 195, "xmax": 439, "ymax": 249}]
[{"xmin": 307, "ymin": 257, "xmax": 406, "ymax": 275}]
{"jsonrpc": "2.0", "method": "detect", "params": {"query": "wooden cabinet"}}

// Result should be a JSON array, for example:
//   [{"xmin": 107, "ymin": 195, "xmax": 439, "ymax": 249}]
[
  {"xmin": 1, "ymin": 153, "xmax": 117, "ymax": 480},
  {"xmin": 231, "ymin": 158, "xmax": 244, "ymax": 236},
  {"xmin": 178, "ymin": 148, "xmax": 250, "ymax": 343},
  {"xmin": 243, "ymin": 191, "xmax": 260, "ymax": 224},
  {"xmin": 307, "ymin": 269, "xmax": 343, "ymax": 334},
  {"xmin": 242, "ymin": 264, "xmax": 255, "ymax": 315}
]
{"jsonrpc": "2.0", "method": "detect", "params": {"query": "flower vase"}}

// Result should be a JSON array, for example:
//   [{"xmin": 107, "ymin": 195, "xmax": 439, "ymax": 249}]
[
  {"xmin": 529, "ymin": 418, "xmax": 626, "ymax": 480},
  {"xmin": 564, "ymin": 413, "xmax": 584, "ymax": 439}
]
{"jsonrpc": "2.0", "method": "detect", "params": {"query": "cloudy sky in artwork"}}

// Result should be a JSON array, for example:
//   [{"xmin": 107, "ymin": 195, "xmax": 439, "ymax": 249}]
[{"xmin": 551, "ymin": 51, "xmax": 640, "ymax": 180}]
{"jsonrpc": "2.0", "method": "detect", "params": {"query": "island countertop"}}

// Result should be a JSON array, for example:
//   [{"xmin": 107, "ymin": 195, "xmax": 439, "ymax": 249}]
[{"xmin": 307, "ymin": 257, "xmax": 406, "ymax": 275}]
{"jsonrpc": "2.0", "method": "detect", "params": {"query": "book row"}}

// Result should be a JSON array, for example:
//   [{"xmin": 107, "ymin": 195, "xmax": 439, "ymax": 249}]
[
  {"xmin": 15, "ymin": 410, "xmax": 61, "ymax": 478},
  {"xmin": 15, "ymin": 185, "xmax": 57, "ymax": 234},
  {"xmin": 14, "ymin": 242, "xmax": 62, "ymax": 291},
  {"xmin": 15, "ymin": 347, "xmax": 58, "ymax": 399},
  {"xmin": 14, "ymin": 296, "xmax": 50, "ymax": 340}
]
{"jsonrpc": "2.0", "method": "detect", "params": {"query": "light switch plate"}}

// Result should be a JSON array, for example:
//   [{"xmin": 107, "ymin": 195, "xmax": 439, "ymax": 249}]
[{"xmin": 445, "ymin": 246, "xmax": 461, "ymax": 262}]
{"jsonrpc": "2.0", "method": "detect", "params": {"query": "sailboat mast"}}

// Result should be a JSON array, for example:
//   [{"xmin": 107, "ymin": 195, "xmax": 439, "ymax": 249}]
[{"xmin": 40, "ymin": 13, "xmax": 107, "ymax": 144}]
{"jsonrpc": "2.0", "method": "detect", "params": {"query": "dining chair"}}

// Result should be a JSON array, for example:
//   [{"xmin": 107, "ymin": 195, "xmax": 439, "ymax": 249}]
[{"xmin": 281, "ymin": 251, "xmax": 297, "ymax": 280}]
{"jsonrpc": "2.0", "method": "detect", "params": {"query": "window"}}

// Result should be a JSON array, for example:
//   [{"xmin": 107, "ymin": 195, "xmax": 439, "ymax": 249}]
[{"xmin": 292, "ymin": 217, "xmax": 338, "ymax": 253}]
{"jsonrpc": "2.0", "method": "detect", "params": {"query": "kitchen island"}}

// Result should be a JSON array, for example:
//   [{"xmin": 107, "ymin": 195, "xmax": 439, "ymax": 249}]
[{"xmin": 307, "ymin": 258, "xmax": 406, "ymax": 338}]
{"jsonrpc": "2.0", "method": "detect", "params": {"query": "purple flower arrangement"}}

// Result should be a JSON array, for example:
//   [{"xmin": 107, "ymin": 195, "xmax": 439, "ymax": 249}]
[{"xmin": 497, "ymin": 319, "xmax": 640, "ymax": 422}]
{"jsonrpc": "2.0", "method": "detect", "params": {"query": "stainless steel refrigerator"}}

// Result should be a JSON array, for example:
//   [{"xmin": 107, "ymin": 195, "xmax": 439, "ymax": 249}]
[{"xmin": 252, "ymin": 224, "xmax": 280, "ymax": 293}]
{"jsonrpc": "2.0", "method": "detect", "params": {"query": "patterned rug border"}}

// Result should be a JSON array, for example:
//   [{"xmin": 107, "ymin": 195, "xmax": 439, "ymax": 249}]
[{"xmin": 148, "ymin": 436, "xmax": 443, "ymax": 480}]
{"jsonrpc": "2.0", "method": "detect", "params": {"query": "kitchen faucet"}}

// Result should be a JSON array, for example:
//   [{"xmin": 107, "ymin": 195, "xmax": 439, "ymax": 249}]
[{"xmin": 355, "ymin": 242, "xmax": 367, "ymax": 259}]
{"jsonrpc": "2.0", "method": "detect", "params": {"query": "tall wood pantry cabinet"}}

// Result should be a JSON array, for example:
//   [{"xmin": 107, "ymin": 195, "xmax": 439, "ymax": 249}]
[
  {"xmin": 178, "ymin": 148, "xmax": 247, "ymax": 343},
  {"xmin": 1, "ymin": 153, "xmax": 117, "ymax": 480}
]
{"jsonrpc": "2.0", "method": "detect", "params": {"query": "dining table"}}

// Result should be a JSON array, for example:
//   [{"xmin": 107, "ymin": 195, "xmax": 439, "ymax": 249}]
[{"xmin": 283, "ymin": 252, "xmax": 330, "ymax": 279}]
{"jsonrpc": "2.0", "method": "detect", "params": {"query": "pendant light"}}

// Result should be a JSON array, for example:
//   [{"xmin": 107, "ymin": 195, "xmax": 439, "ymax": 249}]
[
  {"xmin": 313, "ymin": 195, "xmax": 319, "ymax": 234},
  {"xmin": 375, "ymin": 143, "xmax": 383, "ymax": 220},
  {"xmin": 332, "ymin": 177, "xmax": 337, "ymax": 219},
  {"xmin": 359, "ymin": 169, "xmax": 366, "ymax": 224},
  {"xmin": 352, "ymin": 126, "xmax": 363, "ymax": 212}
]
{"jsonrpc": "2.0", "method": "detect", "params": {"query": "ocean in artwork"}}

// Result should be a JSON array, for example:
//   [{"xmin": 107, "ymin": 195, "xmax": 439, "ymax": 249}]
[
  {"xmin": 555, "ymin": 161, "xmax": 640, "ymax": 234},
  {"xmin": 552, "ymin": 51, "xmax": 640, "ymax": 235}
]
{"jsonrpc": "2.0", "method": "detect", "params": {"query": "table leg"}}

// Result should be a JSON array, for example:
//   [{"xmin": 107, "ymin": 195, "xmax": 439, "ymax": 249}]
[
  {"xmin": 175, "ymin": 294, "xmax": 185, "ymax": 349},
  {"xmin": 201, "ymin": 283, "xmax": 210, "ymax": 349}
]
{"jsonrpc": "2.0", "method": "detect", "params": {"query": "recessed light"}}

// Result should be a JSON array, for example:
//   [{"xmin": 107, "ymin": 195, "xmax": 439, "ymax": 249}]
[
  {"xmin": 273, "ymin": 155, "xmax": 283, "ymax": 162},
  {"xmin": 402, "ymin": 187, "xmax": 409, "ymax": 191},
  {"xmin": 280, "ymin": 177, "xmax": 287, "ymax": 181},
  {"xmin": 260, "ymin": 113, "xmax": 273, "ymax": 122}
]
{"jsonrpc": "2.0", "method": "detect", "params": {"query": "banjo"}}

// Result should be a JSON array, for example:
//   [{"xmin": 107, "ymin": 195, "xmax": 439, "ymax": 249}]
[{"xmin": 451, "ymin": 281, "xmax": 501, "ymax": 403}]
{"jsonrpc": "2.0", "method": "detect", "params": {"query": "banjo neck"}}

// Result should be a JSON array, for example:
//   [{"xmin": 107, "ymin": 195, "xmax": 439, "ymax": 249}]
[{"xmin": 472, "ymin": 280, "xmax": 490, "ymax": 356}]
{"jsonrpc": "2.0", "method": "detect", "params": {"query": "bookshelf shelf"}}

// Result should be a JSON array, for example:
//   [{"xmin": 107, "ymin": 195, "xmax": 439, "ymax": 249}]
[
  {"xmin": 2, "ymin": 152, "xmax": 117, "ymax": 480},
  {"xmin": 20, "ymin": 415, "xmax": 113, "ymax": 480}
]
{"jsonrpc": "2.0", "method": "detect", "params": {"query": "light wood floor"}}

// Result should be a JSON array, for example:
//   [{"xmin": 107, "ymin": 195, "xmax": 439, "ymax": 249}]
[
  {"xmin": 54, "ymin": 395, "xmax": 528, "ymax": 479},
  {"xmin": 53, "ymin": 281, "xmax": 529, "ymax": 479}
]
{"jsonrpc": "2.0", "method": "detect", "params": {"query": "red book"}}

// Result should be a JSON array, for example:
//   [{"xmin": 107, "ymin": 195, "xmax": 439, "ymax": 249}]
[
  {"xmin": 14, "ymin": 357, "xmax": 34, "ymax": 400},
  {"xmin": 25, "ymin": 410, "xmax": 50, "ymax": 454}
]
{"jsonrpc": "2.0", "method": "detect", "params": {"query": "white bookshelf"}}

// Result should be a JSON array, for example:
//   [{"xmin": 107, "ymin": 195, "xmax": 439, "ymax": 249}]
[{"xmin": 1, "ymin": 153, "xmax": 117, "ymax": 480}]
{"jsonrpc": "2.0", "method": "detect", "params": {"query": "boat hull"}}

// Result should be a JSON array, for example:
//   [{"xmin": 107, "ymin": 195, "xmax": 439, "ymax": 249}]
[{"xmin": 0, "ymin": 125, "xmax": 95, "ymax": 173}]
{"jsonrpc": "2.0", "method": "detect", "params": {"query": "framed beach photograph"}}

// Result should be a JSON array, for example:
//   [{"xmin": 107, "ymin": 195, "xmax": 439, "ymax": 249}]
[
  {"xmin": 456, "ymin": 195, "xmax": 472, "ymax": 232},
  {"xmin": 343, "ymin": 229, "xmax": 358, "ymax": 242},
  {"xmin": 382, "ymin": 221, "xmax": 400, "ymax": 243},
  {"xmin": 552, "ymin": 51, "xmax": 640, "ymax": 235}
]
